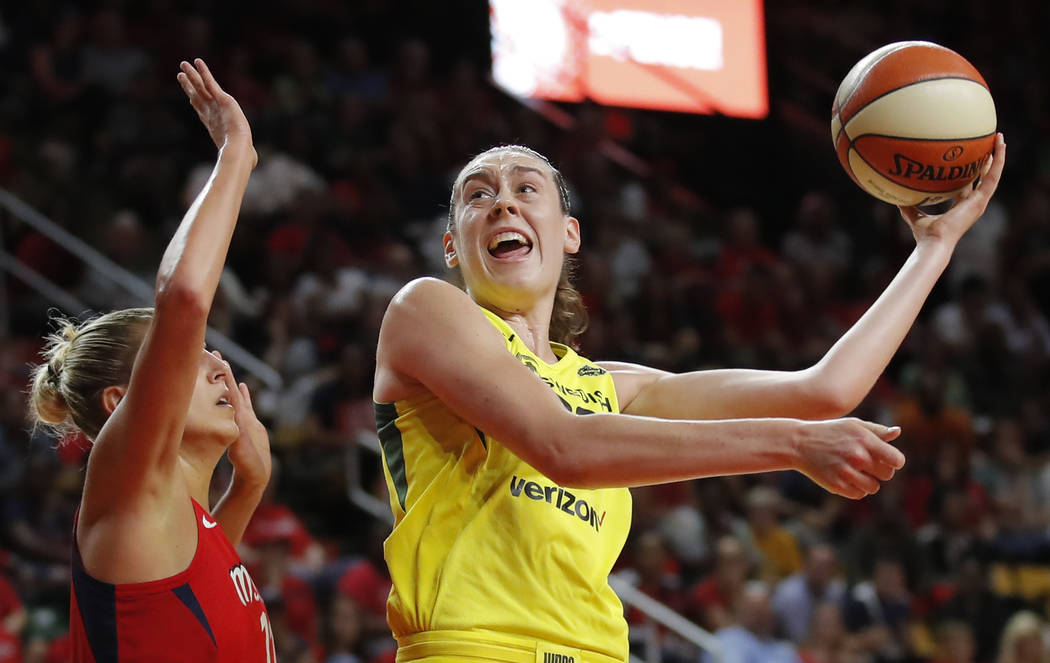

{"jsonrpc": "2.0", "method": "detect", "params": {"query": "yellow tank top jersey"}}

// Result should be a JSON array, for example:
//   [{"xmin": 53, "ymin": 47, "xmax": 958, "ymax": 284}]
[{"xmin": 375, "ymin": 307, "xmax": 632, "ymax": 660}]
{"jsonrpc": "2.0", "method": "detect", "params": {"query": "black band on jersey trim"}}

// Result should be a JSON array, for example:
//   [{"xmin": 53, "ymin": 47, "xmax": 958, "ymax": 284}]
[
  {"xmin": 173, "ymin": 583, "xmax": 217, "ymax": 647},
  {"xmin": 375, "ymin": 401, "xmax": 408, "ymax": 511},
  {"xmin": 72, "ymin": 558, "xmax": 118, "ymax": 663}
]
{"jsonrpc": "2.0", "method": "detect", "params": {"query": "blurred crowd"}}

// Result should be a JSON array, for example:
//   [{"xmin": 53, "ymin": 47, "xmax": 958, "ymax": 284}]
[{"xmin": 0, "ymin": 1, "xmax": 1049, "ymax": 662}]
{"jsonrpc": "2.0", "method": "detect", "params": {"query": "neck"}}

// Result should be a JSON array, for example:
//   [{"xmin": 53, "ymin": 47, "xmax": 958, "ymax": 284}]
[
  {"xmin": 474, "ymin": 290, "xmax": 559, "ymax": 362},
  {"xmin": 178, "ymin": 440, "xmax": 226, "ymax": 507},
  {"xmin": 496, "ymin": 307, "xmax": 557, "ymax": 362}
]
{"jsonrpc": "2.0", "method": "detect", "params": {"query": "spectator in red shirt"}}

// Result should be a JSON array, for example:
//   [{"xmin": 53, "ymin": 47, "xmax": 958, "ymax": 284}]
[
  {"xmin": 241, "ymin": 460, "xmax": 327, "ymax": 577},
  {"xmin": 334, "ymin": 522, "xmax": 394, "ymax": 660},
  {"xmin": 688, "ymin": 535, "xmax": 752, "ymax": 632}
]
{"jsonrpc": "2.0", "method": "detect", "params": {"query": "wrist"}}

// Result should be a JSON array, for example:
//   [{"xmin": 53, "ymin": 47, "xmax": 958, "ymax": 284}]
[
  {"xmin": 914, "ymin": 235, "xmax": 955, "ymax": 262},
  {"xmin": 219, "ymin": 138, "xmax": 257, "ymax": 168},
  {"xmin": 229, "ymin": 470, "xmax": 268, "ymax": 498},
  {"xmin": 784, "ymin": 419, "xmax": 810, "ymax": 471}
]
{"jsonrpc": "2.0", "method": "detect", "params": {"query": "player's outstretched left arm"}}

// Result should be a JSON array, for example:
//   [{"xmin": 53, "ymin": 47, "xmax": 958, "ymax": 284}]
[
  {"xmin": 607, "ymin": 134, "xmax": 1005, "ymax": 421},
  {"xmin": 210, "ymin": 357, "xmax": 271, "ymax": 546}
]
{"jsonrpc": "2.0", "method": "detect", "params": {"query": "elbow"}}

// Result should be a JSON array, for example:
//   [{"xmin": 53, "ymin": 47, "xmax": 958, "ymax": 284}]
[
  {"xmin": 806, "ymin": 380, "xmax": 861, "ymax": 419},
  {"xmin": 154, "ymin": 280, "xmax": 210, "ymax": 321},
  {"xmin": 519, "ymin": 418, "xmax": 590, "ymax": 488},
  {"xmin": 542, "ymin": 453, "xmax": 587, "ymax": 488}
]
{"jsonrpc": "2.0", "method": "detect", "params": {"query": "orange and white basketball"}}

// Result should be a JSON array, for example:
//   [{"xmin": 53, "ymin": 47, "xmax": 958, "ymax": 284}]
[{"xmin": 831, "ymin": 41, "xmax": 996, "ymax": 206}]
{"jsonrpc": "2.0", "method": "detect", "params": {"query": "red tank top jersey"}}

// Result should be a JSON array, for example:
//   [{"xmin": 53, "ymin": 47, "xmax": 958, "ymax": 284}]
[{"xmin": 70, "ymin": 499, "xmax": 276, "ymax": 663}]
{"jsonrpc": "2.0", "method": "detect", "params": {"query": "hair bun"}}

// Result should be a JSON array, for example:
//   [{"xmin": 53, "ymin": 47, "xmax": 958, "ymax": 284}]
[{"xmin": 30, "ymin": 362, "xmax": 70, "ymax": 426}]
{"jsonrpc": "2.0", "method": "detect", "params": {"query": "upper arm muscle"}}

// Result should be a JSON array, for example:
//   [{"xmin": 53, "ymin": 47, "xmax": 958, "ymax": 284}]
[{"xmin": 375, "ymin": 278, "xmax": 576, "ymax": 474}]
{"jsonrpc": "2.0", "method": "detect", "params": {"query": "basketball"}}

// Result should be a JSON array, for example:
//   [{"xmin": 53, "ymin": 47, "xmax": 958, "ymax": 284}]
[{"xmin": 831, "ymin": 41, "xmax": 996, "ymax": 206}]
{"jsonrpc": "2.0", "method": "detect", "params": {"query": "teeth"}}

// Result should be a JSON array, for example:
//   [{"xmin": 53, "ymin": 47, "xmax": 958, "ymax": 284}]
[{"xmin": 488, "ymin": 231, "xmax": 529, "ymax": 251}]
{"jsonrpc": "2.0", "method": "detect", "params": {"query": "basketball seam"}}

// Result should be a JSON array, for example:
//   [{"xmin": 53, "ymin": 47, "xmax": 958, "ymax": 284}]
[
  {"xmin": 836, "ymin": 42, "xmax": 916, "ymax": 115},
  {"xmin": 840, "ymin": 76, "xmax": 991, "ymax": 139},
  {"xmin": 850, "ymin": 131, "xmax": 996, "ymax": 142}
]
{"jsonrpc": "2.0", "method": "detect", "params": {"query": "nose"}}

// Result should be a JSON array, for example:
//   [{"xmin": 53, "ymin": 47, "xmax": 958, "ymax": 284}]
[
  {"xmin": 206, "ymin": 350, "xmax": 227, "ymax": 383},
  {"xmin": 489, "ymin": 191, "xmax": 519, "ymax": 219}
]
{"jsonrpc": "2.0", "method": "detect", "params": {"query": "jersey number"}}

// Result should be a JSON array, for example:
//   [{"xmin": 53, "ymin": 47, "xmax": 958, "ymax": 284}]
[{"xmin": 260, "ymin": 612, "xmax": 277, "ymax": 663}]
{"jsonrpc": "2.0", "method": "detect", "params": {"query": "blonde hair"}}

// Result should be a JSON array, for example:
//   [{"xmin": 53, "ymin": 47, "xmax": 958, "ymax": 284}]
[
  {"xmin": 29, "ymin": 308, "xmax": 154, "ymax": 441},
  {"xmin": 448, "ymin": 145, "xmax": 588, "ymax": 348},
  {"xmin": 997, "ymin": 611, "xmax": 1049, "ymax": 663}
]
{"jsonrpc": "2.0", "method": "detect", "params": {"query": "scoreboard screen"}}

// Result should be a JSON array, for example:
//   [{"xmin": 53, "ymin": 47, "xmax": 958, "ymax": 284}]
[{"xmin": 490, "ymin": 0, "xmax": 768, "ymax": 118}]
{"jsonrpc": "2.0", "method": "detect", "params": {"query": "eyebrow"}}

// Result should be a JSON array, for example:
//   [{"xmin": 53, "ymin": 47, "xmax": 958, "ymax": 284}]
[{"xmin": 511, "ymin": 165, "xmax": 548, "ymax": 179}]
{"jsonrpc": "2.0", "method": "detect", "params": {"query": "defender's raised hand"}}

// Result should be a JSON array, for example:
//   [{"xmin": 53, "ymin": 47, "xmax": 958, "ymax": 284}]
[
  {"xmin": 218, "ymin": 355, "xmax": 271, "ymax": 492},
  {"xmin": 177, "ymin": 58, "xmax": 256, "ymax": 167}
]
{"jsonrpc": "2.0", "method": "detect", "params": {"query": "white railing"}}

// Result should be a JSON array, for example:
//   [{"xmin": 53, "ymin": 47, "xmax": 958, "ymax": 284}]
[{"xmin": 0, "ymin": 188, "xmax": 282, "ymax": 389}]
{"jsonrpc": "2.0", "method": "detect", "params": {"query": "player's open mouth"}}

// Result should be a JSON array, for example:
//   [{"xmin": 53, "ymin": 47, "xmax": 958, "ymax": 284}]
[
  {"xmin": 217, "ymin": 396, "xmax": 232, "ymax": 408},
  {"xmin": 487, "ymin": 231, "xmax": 532, "ymax": 259}
]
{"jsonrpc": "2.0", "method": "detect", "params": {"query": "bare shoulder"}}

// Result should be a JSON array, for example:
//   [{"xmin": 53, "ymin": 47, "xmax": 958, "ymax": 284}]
[
  {"xmin": 374, "ymin": 277, "xmax": 503, "ymax": 403},
  {"xmin": 379, "ymin": 277, "xmax": 481, "ymax": 340},
  {"xmin": 388, "ymin": 276, "xmax": 465, "ymax": 307},
  {"xmin": 595, "ymin": 360, "xmax": 668, "ymax": 413}
]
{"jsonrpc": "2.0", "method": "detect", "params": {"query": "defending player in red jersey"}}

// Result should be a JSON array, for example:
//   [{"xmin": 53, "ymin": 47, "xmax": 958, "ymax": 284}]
[{"xmin": 28, "ymin": 59, "xmax": 275, "ymax": 662}]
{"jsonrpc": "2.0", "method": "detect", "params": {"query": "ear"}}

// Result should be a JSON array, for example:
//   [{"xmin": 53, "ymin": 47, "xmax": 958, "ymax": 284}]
[
  {"xmin": 564, "ymin": 216, "xmax": 581, "ymax": 255},
  {"xmin": 101, "ymin": 385, "xmax": 127, "ymax": 416},
  {"xmin": 443, "ymin": 231, "xmax": 459, "ymax": 268}
]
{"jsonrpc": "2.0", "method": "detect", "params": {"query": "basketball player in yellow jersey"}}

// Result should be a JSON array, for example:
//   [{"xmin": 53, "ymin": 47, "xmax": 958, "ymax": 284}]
[{"xmin": 373, "ymin": 135, "xmax": 1006, "ymax": 662}]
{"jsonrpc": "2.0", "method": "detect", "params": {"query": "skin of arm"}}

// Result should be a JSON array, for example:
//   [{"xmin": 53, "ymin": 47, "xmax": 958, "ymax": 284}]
[
  {"xmin": 374, "ymin": 278, "xmax": 903, "ymax": 499},
  {"xmin": 77, "ymin": 60, "xmax": 257, "ymax": 578},
  {"xmin": 608, "ymin": 134, "xmax": 1007, "ymax": 420}
]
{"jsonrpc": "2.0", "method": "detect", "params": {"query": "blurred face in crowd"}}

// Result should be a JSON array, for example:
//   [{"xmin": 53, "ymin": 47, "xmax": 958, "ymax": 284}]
[
  {"xmin": 715, "ymin": 537, "xmax": 749, "ymax": 588},
  {"xmin": 446, "ymin": 148, "xmax": 580, "ymax": 315},
  {"xmin": 807, "ymin": 601, "xmax": 846, "ymax": 645},
  {"xmin": 735, "ymin": 582, "xmax": 775, "ymax": 637},
  {"xmin": 873, "ymin": 559, "xmax": 907, "ymax": 600},
  {"xmin": 804, "ymin": 544, "xmax": 838, "ymax": 593}
]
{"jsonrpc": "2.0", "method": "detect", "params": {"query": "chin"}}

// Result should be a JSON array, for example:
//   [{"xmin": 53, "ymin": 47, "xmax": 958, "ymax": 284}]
[{"xmin": 219, "ymin": 421, "xmax": 241, "ymax": 446}]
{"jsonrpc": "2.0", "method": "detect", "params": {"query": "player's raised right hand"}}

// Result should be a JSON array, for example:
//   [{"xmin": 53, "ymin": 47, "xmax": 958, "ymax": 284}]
[
  {"xmin": 177, "ymin": 58, "xmax": 256, "ymax": 168},
  {"xmin": 793, "ymin": 418, "xmax": 905, "ymax": 500}
]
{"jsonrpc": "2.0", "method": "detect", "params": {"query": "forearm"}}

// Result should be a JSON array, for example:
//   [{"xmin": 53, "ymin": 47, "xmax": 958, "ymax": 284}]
[
  {"xmin": 157, "ymin": 141, "xmax": 254, "ymax": 305},
  {"xmin": 551, "ymin": 413, "xmax": 801, "ymax": 489},
  {"xmin": 211, "ymin": 473, "xmax": 266, "ymax": 546},
  {"xmin": 810, "ymin": 239, "xmax": 953, "ymax": 411}
]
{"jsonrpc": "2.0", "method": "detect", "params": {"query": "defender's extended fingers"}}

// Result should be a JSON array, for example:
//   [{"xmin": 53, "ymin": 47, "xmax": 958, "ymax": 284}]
[
  {"xmin": 194, "ymin": 58, "xmax": 225, "ymax": 97},
  {"xmin": 180, "ymin": 60, "xmax": 210, "ymax": 100},
  {"xmin": 177, "ymin": 71, "xmax": 196, "ymax": 99},
  {"xmin": 238, "ymin": 382, "xmax": 254, "ymax": 411},
  {"xmin": 222, "ymin": 361, "xmax": 244, "ymax": 406}
]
